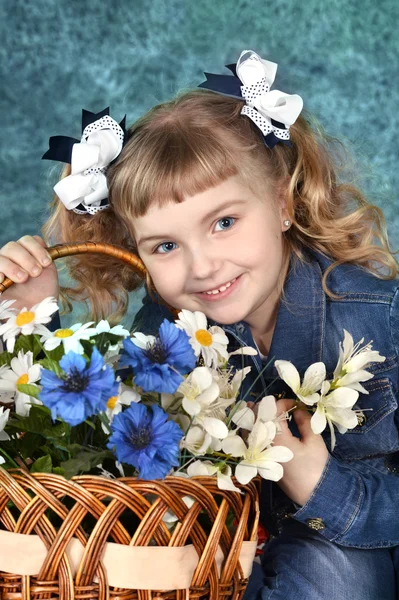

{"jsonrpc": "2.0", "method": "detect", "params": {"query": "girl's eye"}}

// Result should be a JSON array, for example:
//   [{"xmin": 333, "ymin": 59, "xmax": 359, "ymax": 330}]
[
  {"xmin": 214, "ymin": 217, "xmax": 236, "ymax": 232},
  {"xmin": 154, "ymin": 241, "xmax": 178, "ymax": 254}
]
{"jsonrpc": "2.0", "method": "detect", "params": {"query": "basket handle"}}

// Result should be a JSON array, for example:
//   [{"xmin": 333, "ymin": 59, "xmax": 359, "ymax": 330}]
[
  {"xmin": 0, "ymin": 242, "xmax": 146, "ymax": 294},
  {"xmin": 0, "ymin": 241, "xmax": 178, "ymax": 316}
]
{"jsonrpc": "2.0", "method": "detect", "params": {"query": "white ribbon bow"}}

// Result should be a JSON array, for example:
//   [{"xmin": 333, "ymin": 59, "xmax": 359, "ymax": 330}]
[
  {"xmin": 54, "ymin": 115, "xmax": 124, "ymax": 214},
  {"xmin": 235, "ymin": 50, "xmax": 303, "ymax": 140}
]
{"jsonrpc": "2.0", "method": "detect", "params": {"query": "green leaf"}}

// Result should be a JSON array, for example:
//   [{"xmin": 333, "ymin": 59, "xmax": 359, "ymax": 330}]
[
  {"xmin": 52, "ymin": 466, "xmax": 65, "ymax": 476},
  {"xmin": 16, "ymin": 383, "xmax": 41, "ymax": 399},
  {"xmin": 14, "ymin": 334, "xmax": 43, "ymax": 359},
  {"xmin": 38, "ymin": 357, "xmax": 63, "ymax": 377},
  {"xmin": 19, "ymin": 433, "xmax": 45, "ymax": 459},
  {"xmin": 30, "ymin": 455, "xmax": 53, "ymax": 473},
  {"xmin": 0, "ymin": 351, "xmax": 13, "ymax": 366},
  {"xmin": 61, "ymin": 449, "xmax": 113, "ymax": 479},
  {"xmin": 6, "ymin": 405, "xmax": 52, "ymax": 435}
]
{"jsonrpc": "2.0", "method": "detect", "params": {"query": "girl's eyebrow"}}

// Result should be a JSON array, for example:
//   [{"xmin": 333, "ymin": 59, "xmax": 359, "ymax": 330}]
[{"xmin": 137, "ymin": 199, "xmax": 247, "ymax": 247}]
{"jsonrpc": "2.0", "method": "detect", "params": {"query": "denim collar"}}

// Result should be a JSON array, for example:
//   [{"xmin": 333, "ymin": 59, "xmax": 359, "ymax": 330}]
[{"xmin": 221, "ymin": 251, "xmax": 326, "ymax": 379}]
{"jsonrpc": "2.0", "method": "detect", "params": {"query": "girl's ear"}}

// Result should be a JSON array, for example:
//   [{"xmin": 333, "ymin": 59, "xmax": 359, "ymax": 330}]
[{"xmin": 276, "ymin": 181, "xmax": 291, "ymax": 230}]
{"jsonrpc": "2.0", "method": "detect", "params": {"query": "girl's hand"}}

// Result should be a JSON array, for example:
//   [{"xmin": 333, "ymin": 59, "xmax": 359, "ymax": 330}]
[
  {"xmin": 0, "ymin": 236, "xmax": 59, "ymax": 311},
  {"xmin": 274, "ymin": 399, "xmax": 329, "ymax": 507}
]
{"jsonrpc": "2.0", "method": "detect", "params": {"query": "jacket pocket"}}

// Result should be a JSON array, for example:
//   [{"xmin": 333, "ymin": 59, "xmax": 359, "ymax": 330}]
[{"xmin": 330, "ymin": 377, "xmax": 399, "ymax": 460}]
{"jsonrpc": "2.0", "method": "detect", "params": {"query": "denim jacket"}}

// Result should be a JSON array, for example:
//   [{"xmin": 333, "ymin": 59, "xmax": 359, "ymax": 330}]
[{"xmin": 130, "ymin": 249, "xmax": 399, "ymax": 549}]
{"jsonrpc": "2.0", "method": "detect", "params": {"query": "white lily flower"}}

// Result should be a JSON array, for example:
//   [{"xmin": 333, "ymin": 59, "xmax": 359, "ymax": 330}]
[
  {"xmin": 231, "ymin": 395, "xmax": 287, "ymax": 432},
  {"xmin": 0, "ymin": 406, "xmax": 10, "ymax": 441},
  {"xmin": 0, "ymin": 350, "xmax": 41, "ymax": 416},
  {"xmin": 231, "ymin": 401, "xmax": 257, "ymax": 430},
  {"xmin": 0, "ymin": 296, "xmax": 59, "ymax": 353},
  {"xmin": 178, "ymin": 368, "xmax": 230, "ymax": 438},
  {"xmin": 103, "ymin": 340, "xmax": 124, "ymax": 367},
  {"xmin": 187, "ymin": 460, "xmax": 241, "ymax": 493},
  {"xmin": 222, "ymin": 421, "xmax": 293, "ymax": 485},
  {"xmin": 40, "ymin": 322, "xmax": 97, "ymax": 354},
  {"xmin": 275, "ymin": 360, "xmax": 326, "ymax": 406},
  {"xmin": 216, "ymin": 366, "xmax": 252, "ymax": 402},
  {"xmin": 311, "ymin": 381, "xmax": 359, "ymax": 450},
  {"xmin": 181, "ymin": 425, "xmax": 222, "ymax": 455},
  {"xmin": 333, "ymin": 330, "xmax": 385, "ymax": 392},
  {"xmin": 178, "ymin": 367, "xmax": 219, "ymax": 416},
  {"xmin": 228, "ymin": 346, "xmax": 258, "ymax": 358},
  {"xmin": 175, "ymin": 309, "xmax": 229, "ymax": 368}
]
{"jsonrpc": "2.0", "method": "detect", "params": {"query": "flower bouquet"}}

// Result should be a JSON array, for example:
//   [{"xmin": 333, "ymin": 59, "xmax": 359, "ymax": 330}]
[{"xmin": 0, "ymin": 243, "xmax": 385, "ymax": 599}]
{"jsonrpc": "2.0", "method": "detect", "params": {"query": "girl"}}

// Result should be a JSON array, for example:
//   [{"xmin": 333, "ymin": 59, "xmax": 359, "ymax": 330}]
[{"xmin": 1, "ymin": 50, "xmax": 398, "ymax": 599}]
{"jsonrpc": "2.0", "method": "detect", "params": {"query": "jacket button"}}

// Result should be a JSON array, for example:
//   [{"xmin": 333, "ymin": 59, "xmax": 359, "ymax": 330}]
[
  {"xmin": 306, "ymin": 518, "xmax": 326, "ymax": 531},
  {"xmin": 236, "ymin": 324, "xmax": 245, "ymax": 334}
]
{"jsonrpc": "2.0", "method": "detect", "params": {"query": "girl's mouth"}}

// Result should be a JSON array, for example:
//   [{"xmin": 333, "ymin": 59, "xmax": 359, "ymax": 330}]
[{"xmin": 195, "ymin": 275, "xmax": 241, "ymax": 301}]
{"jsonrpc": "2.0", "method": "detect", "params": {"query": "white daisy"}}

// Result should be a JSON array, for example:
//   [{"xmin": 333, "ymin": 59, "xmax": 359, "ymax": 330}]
[
  {"xmin": 175, "ymin": 309, "xmax": 229, "ymax": 368},
  {"xmin": 0, "ymin": 296, "xmax": 59, "ymax": 353},
  {"xmin": 102, "ymin": 382, "xmax": 141, "ymax": 433},
  {"xmin": 91, "ymin": 319, "xmax": 130, "ymax": 337},
  {"xmin": 0, "ymin": 350, "xmax": 42, "ymax": 416},
  {"xmin": 0, "ymin": 298, "xmax": 17, "ymax": 320},
  {"xmin": 40, "ymin": 322, "xmax": 97, "ymax": 354}
]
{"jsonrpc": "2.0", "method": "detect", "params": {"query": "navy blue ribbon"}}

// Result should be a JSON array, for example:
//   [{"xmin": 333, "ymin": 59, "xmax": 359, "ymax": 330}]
[
  {"xmin": 42, "ymin": 108, "xmax": 126, "ymax": 214},
  {"xmin": 198, "ymin": 63, "xmax": 291, "ymax": 150},
  {"xmin": 42, "ymin": 108, "xmax": 127, "ymax": 164}
]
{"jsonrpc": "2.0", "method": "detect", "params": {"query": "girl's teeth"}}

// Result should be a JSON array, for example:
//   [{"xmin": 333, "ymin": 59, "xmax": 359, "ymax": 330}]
[{"xmin": 204, "ymin": 278, "xmax": 236, "ymax": 295}]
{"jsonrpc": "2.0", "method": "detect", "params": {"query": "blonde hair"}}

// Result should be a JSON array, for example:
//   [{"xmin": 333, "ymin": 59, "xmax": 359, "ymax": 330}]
[{"xmin": 42, "ymin": 89, "xmax": 398, "ymax": 322}]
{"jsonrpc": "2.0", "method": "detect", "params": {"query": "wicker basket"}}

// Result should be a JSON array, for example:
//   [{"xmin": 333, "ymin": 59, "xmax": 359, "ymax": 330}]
[{"xmin": 0, "ymin": 242, "xmax": 260, "ymax": 600}]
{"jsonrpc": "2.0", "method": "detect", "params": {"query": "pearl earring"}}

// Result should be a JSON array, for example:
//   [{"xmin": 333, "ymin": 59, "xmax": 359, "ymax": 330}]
[{"xmin": 283, "ymin": 219, "xmax": 291, "ymax": 228}]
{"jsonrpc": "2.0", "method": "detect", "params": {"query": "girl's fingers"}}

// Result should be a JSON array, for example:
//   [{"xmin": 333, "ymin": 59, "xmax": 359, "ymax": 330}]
[
  {"xmin": 19, "ymin": 236, "xmax": 52, "ymax": 266},
  {"xmin": 292, "ymin": 407, "xmax": 314, "ymax": 439},
  {"xmin": 0, "ymin": 238, "xmax": 51, "ymax": 281}
]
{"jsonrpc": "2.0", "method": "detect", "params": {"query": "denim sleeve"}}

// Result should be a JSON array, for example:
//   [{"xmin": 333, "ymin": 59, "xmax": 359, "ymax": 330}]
[
  {"xmin": 292, "ymin": 454, "xmax": 399, "ymax": 548},
  {"xmin": 293, "ymin": 289, "xmax": 399, "ymax": 549}
]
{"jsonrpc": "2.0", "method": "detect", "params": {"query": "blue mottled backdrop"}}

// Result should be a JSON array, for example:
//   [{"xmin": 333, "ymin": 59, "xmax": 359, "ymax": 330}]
[{"xmin": 1, "ymin": 0, "xmax": 398, "ymax": 325}]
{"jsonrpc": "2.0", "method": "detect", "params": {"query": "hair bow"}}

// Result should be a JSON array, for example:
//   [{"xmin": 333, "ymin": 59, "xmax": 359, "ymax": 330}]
[
  {"xmin": 199, "ymin": 50, "xmax": 303, "ymax": 149},
  {"xmin": 42, "ymin": 108, "xmax": 126, "ymax": 215}
]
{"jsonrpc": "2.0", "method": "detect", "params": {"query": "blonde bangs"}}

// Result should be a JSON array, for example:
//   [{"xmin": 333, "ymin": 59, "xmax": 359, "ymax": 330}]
[{"xmin": 107, "ymin": 90, "xmax": 266, "ymax": 220}]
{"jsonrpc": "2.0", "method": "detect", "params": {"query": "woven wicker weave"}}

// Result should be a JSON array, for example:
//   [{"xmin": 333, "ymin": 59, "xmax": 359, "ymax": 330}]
[{"xmin": 0, "ymin": 242, "xmax": 260, "ymax": 600}]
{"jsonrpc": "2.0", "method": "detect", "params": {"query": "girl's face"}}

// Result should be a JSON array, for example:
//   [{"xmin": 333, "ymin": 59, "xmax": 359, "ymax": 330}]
[{"xmin": 133, "ymin": 176, "xmax": 289, "ymax": 332}]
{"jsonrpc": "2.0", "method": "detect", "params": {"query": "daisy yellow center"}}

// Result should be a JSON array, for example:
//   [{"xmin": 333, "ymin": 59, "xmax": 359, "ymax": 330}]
[
  {"xmin": 195, "ymin": 329, "xmax": 213, "ymax": 347},
  {"xmin": 17, "ymin": 373, "xmax": 29, "ymax": 386},
  {"xmin": 54, "ymin": 328, "xmax": 74, "ymax": 338},
  {"xmin": 15, "ymin": 311, "xmax": 35, "ymax": 327},
  {"xmin": 107, "ymin": 396, "xmax": 118, "ymax": 409}
]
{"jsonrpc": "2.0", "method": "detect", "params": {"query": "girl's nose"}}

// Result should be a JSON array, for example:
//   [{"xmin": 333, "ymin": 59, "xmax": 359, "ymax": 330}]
[{"xmin": 189, "ymin": 247, "xmax": 222, "ymax": 281}]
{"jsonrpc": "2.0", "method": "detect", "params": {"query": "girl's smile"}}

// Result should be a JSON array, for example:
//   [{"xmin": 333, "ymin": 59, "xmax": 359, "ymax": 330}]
[
  {"xmin": 195, "ymin": 274, "xmax": 241, "ymax": 300},
  {"xmin": 134, "ymin": 175, "xmax": 290, "ymax": 337}
]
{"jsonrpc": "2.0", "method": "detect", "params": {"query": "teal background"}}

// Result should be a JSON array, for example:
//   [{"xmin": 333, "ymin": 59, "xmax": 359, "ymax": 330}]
[{"xmin": 1, "ymin": 0, "xmax": 398, "ymax": 326}]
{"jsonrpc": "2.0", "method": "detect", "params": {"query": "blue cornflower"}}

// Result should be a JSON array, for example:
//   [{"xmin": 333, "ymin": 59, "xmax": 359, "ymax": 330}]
[
  {"xmin": 119, "ymin": 319, "xmax": 196, "ymax": 394},
  {"xmin": 39, "ymin": 347, "xmax": 118, "ymax": 426},
  {"xmin": 107, "ymin": 403, "xmax": 183, "ymax": 479}
]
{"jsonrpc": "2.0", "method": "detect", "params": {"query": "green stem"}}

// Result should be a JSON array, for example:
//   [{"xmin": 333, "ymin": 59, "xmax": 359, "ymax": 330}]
[
  {"xmin": 33, "ymin": 334, "xmax": 52, "ymax": 361},
  {"xmin": 0, "ymin": 447, "xmax": 19, "ymax": 468}
]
